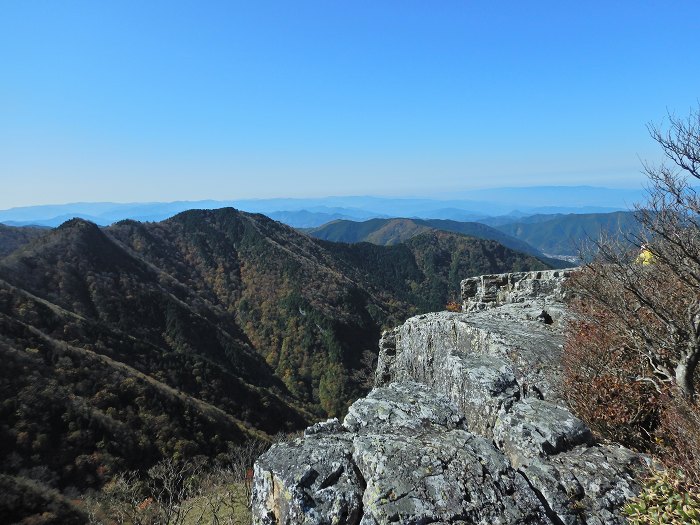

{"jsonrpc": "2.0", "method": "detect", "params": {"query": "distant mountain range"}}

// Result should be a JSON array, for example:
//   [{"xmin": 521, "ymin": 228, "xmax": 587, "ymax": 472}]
[
  {"xmin": 304, "ymin": 217, "xmax": 571, "ymax": 268},
  {"xmin": 488, "ymin": 211, "xmax": 642, "ymax": 256},
  {"xmin": 305, "ymin": 211, "xmax": 641, "ymax": 259},
  {"xmin": 0, "ymin": 208, "xmax": 552, "ymax": 495},
  {"xmin": 0, "ymin": 186, "xmax": 643, "ymax": 227}
]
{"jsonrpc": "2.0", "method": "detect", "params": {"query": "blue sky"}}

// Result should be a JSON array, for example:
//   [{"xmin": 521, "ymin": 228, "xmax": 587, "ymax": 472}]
[{"xmin": 1, "ymin": 1, "xmax": 699, "ymax": 208}]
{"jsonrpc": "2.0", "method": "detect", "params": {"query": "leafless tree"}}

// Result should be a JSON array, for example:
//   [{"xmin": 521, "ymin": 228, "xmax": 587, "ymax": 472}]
[
  {"xmin": 146, "ymin": 457, "xmax": 205, "ymax": 525},
  {"xmin": 225, "ymin": 440, "xmax": 269, "ymax": 510},
  {"xmin": 89, "ymin": 470, "xmax": 154, "ymax": 525},
  {"xmin": 89, "ymin": 442, "xmax": 271, "ymax": 524},
  {"xmin": 570, "ymin": 107, "xmax": 700, "ymax": 400}
]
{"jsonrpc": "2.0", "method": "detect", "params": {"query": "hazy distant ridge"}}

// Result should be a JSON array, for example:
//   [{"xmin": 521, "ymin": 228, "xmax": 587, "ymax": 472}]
[{"xmin": 0, "ymin": 186, "xmax": 642, "ymax": 227}]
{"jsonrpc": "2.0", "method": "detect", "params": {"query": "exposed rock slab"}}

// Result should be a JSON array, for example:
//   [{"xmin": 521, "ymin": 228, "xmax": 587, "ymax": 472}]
[
  {"xmin": 353, "ymin": 428, "xmax": 546, "ymax": 524},
  {"xmin": 253, "ymin": 271, "xmax": 648, "ymax": 525},
  {"xmin": 519, "ymin": 445, "xmax": 645, "ymax": 525},
  {"xmin": 253, "ymin": 383, "xmax": 646, "ymax": 525},
  {"xmin": 493, "ymin": 399, "xmax": 594, "ymax": 468},
  {"xmin": 343, "ymin": 381, "xmax": 464, "ymax": 434},
  {"xmin": 253, "ymin": 383, "xmax": 550, "ymax": 525},
  {"xmin": 461, "ymin": 269, "xmax": 576, "ymax": 313},
  {"xmin": 375, "ymin": 305, "xmax": 566, "ymax": 408},
  {"xmin": 253, "ymin": 421, "xmax": 363, "ymax": 525}
]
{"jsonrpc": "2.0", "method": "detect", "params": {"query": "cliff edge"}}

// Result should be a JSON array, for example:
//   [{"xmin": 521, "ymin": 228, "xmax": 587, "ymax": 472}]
[{"xmin": 252, "ymin": 270, "xmax": 648, "ymax": 525}]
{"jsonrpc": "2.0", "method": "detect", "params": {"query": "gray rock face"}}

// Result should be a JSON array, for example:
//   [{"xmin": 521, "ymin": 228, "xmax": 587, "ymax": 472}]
[
  {"xmin": 520, "ymin": 445, "xmax": 645, "ymax": 525},
  {"xmin": 253, "ymin": 424, "xmax": 363, "ymax": 525},
  {"xmin": 493, "ymin": 399, "xmax": 594, "ymax": 468},
  {"xmin": 253, "ymin": 270, "xmax": 648, "ymax": 525},
  {"xmin": 343, "ymin": 382, "xmax": 464, "ymax": 434},
  {"xmin": 375, "ymin": 305, "xmax": 566, "ymax": 404},
  {"xmin": 253, "ymin": 383, "xmax": 551, "ymax": 525},
  {"xmin": 353, "ymin": 428, "xmax": 545, "ymax": 524},
  {"xmin": 462, "ymin": 269, "xmax": 576, "ymax": 313}
]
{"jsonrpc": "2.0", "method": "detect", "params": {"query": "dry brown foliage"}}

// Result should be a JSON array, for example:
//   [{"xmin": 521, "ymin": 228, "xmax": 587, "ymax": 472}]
[
  {"xmin": 445, "ymin": 301, "xmax": 462, "ymax": 312},
  {"xmin": 563, "ymin": 286, "xmax": 661, "ymax": 450},
  {"xmin": 564, "ymin": 107, "xmax": 700, "ymax": 491},
  {"xmin": 657, "ymin": 394, "xmax": 700, "ymax": 490}
]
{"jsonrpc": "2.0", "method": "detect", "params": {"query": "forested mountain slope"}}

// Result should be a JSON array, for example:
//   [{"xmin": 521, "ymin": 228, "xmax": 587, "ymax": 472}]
[
  {"xmin": 0, "ymin": 208, "xmax": 550, "ymax": 495},
  {"xmin": 492, "ymin": 211, "xmax": 641, "ymax": 256},
  {"xmin": 0, "ymin": 224, "xmax": 49, "ymax": 257},
  {"xmin": 305, "ymin": 217, "xmax": 570, "ymax": 268}
]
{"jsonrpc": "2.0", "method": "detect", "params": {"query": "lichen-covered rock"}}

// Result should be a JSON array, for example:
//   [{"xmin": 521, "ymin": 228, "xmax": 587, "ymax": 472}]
[
  {"xmin": 252, "ymin": 382, "xmax": 645, "ymax": 525},
  {"xmin": 376, "ymin": 328, "xmax": 520, "ymax": 435},
  {"xmin": 252, "ymin": 428, "xmax": 363, "ymax": 525},
  {"xmin": 253, "ymin": 383, "xmax": 550, "ymax": 525},
  {"xmin": 519, "ymin": 445, "xmax": 648, "ymax": 525},
  {"xmin": 343, "ymin": 381, "xmax": 464, "ymax": 434},
  {"xmin": 462, "ymin": 269, "xmax": 576, "ymax": 312},
  {"xmin": 493, "ymin": 399, "xmax": 594, "ymax": 468},
  {"xmin": 353, "ymin": 429, "xmax": 548, "ymax": 524},
  {"xmin": 253, "ymin": 271, "xmax": 647, "ymax": 525},
  {"xmin": 377, "ymin": 305, "xmax": 566, "ymax": 405}
]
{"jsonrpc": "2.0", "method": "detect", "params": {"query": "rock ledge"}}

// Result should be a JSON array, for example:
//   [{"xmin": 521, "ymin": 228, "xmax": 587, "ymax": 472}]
[{"xmin": 253, "ymin": 270, "xmax": 647, "ymax": 525}]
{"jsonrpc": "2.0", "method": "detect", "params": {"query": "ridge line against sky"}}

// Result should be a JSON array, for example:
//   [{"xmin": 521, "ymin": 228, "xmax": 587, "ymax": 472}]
[{"xmin": 2, "ymin": 1, "xmax": 700, "ymax": 208}]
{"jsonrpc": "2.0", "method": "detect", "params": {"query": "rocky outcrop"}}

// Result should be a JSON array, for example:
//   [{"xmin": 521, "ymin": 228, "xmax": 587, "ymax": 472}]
[
  {"xmin": 254, "ymin": 383, "xmax": 552, "ymax": 525},
  {"xmin": 252, "ymin": 270, "xmax": 647, "ymax": 525},
  {"xmin": 461, "ymin": 269, "xmax": 576, "ymax": 313}
]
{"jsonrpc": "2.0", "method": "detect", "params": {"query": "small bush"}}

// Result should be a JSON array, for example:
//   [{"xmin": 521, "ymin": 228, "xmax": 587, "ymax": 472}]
[
  {"xmin": 624, "ymin": 468, "xmax": 700, "ymax": 524},
  {"xmin": 562, "ymin": 294, "xmax": 661, "ymax": 450},
  {"xmin": 657, "ymin": 395, "xmax": 700, "ymax": 490},
  {"xmin": 445, "ymin": 301, "xmax": 462, "ymax": 312}
]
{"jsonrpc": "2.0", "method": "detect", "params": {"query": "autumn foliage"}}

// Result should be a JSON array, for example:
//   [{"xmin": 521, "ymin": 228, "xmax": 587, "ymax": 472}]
[
  {"xmin": 564, "ymin": 107, "xmax": 700, "ymax": 493},
  {"xmin": 562, "ymin": 282, "xmax": 661, "ymax": 450}
]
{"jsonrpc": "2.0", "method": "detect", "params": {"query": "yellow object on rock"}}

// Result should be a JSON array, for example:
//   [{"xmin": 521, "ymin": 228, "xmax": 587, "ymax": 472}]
[{"xmin": 637, "ymin": 248, "xmax": 654, "ymax": 265}]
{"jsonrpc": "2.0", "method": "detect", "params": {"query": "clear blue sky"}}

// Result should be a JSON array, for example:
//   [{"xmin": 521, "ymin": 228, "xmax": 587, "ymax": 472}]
[{"xmin": 1, "ymin": 1, "xmax": 699, "ymax": 208}]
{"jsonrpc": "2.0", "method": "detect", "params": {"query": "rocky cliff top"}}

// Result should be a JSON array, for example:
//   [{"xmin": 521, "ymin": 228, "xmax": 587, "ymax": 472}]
[
  {"xmin": 252, "ymin": 269, "xmax": 648, "ymax": 525},
  {"xmin": 461, "ymin": 269, "xmax": 576, "ymax": 313}
]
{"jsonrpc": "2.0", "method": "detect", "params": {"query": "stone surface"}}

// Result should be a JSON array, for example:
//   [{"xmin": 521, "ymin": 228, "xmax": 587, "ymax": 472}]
[
  {"xmin": 253, "ymin": 424, "xmax": 363, "ymax": 525},
  {"xmin": 375, "ymin": 304, "xmax": 566, "ymax": 405},
  {"xmin": 343, "ymin": 381, "xmax": 464, "ymax": 434},
  {"xmin": 253, "ymin": 383, "xmax": 551, "ymax": 525},
  {"xmin": 353, "ymin": 428, "xmax": 547, "ymax": 524},
  {"xmin": 461, "ymin": 269, "xmax": 576, "ymax": 313},
  {"xmin": 493, "ymin": 399, "xmax": 594, "ymax": 468},
  {"xmin": 253, "ymin": 270, "xmax": 648, "ymax": 525},
  {"xmin": 252, "ymin": 383, "xmax": 646, "ymax": 525},
  {"xmin": 519, "ymin": 445, "xmax": 645, "ymax": 525}
]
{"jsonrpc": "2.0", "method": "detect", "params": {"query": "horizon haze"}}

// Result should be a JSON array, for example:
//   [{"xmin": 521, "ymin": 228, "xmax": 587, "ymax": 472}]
[{"xmin": 0, "ymin": 184, "xmax": 645, "ymax": 228}]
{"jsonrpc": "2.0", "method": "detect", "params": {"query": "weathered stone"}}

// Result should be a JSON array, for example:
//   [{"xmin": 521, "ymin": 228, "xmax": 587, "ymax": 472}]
[
  {"xmin": 519, "ymin": 445, "xmax": 649, "ymax": 525},
  {"xmin": 253, "ymin": 383, "xmax": 550, "ymax": 525},
  {"xmin": 493, "ymin": 399, "xmax": 594, "ymax": 468},
  {"xmin": 376, "ymin": 304, "xmax": 566, "ymax": 404},
  {"xmin": 462, "ymin": 269, "xmax": 576, "ymax": 312},
  {"xmin": 304, "ymin": 418, "xmax": 344, "ymax": 437},
  {"xmin": 253, "ymin": 270, "xmax": 646, "ymax": 525},
  {"xmin": 354, "ymin": 428, "xmax": 548, "ymax": 524},
  {"xmin": 343, "ymin": 381, "xmax": 464, "ymax": 434},
  {"xmin": 252, "ymin": 430, "xmax": 363, "ymax": 525}
]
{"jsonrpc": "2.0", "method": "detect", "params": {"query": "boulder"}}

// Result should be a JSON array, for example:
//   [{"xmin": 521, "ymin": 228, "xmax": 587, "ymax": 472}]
[
  {"xmin": 253, "ymin": 383, "xmax": 551, "ymax": 525},
  {"xmin": 461, "ymin": 269, "xmax": 575, "ymax": 312},
  {"xmin": 493, "ymin": 399, "xmax": 594, "ymax": 468},
  {"xmin": 253, "ymin": 422, "xmax": 363, "ymax": 525}
]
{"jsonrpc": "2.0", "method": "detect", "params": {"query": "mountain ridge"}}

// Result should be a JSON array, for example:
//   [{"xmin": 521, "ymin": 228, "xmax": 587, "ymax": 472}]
[
  {"xmin": 0, "ymin": 186, "xmax": 641, "ymax": 227},
  {"xmin": 0, "ymin": 207, "xmax": 552, "ymax": 498},
  {"xmin": 305, "ymin": 217, "xmax": 571, "ymax": 268}
]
